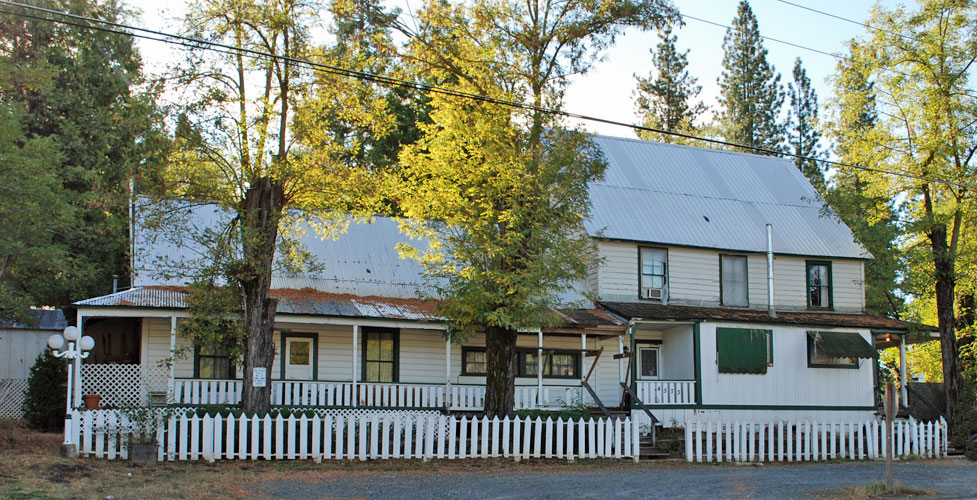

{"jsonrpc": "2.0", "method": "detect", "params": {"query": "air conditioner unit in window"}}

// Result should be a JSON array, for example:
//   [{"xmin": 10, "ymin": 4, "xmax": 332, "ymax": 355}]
[{"xmin": 643, "ymin": 288, "xmax": 664, "ymax": 300}]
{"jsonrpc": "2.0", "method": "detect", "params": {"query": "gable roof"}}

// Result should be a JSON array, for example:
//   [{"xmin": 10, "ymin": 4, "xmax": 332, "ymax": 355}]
[{"xmin": 583, "ymin": 136, "xmax": 870, "ymax": 259}]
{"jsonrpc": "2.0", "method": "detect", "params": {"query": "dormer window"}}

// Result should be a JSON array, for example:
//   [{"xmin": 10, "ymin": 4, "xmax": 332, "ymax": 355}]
[{"xmin": 639, "ymin": 247, "xmax": 667, "ymax": 301}]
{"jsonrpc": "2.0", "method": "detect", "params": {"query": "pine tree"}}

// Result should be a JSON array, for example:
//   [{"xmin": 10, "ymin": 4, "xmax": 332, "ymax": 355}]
[
  {"xmin": 634, "ymin": 23, "xmax": 705, "ymax": 143},
  {"xmin": 22, "ymin": 348, "xmax": 67, "ymax": 432},
  {"xmin": 717, "ymin": 0, "xmax": 784, "ymax": 154},
  {"xmin": 786, "ymin": 58, "xmax": 824, "ymax": 190}
]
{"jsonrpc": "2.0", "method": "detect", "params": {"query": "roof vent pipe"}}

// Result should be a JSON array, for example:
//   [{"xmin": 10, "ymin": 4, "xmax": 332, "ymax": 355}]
[{"xmin": 767, "ymin": 224, "xmax": 776, "ymax": 318}]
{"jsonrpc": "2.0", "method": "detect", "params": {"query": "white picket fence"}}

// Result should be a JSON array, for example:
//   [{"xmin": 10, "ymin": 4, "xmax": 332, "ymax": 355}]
[
  {"xmin": 684, "ymin": 417, "xmax": 948, "ymax": 463},
  {"xmin": 73, "ymin": 409, "xmax": 638, "ymax": 462}
]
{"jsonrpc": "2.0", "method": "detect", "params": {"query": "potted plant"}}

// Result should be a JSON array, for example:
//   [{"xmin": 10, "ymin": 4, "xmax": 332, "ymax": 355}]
[
  {"xmin": 81, "ymin": 394, "xmax": 102, "ymax": 409},
  {"xmin": 122, "ymin": 406, "xmax": 168, "ymax": 465}
]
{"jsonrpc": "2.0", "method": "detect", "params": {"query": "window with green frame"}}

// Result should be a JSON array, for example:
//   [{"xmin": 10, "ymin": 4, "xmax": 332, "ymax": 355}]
[
  {"xmin": 806, "ymin": 261, "xmax": 832, "ymax": 309},
  {"xmin": 362, "ymin": 328, "xmax": 398, "ymax": 382},
  {"xmin": 460, "ymin": 347, "xmax": 580, "ymax": 378},
  {"xmin": 716, "ymin": 328, "xmax": 772, "ymax": 374}
]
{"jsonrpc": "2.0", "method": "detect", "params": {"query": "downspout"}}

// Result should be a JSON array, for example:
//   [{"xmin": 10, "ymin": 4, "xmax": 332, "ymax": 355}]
[{"xmin": 766, "ymin": 224, "xmax": 776, "ymax": 318}]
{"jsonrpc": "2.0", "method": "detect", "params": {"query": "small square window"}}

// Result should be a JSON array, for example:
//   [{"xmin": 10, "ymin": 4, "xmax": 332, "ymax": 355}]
[{"xmin": 461, "ymin": 347, "xmax": 487, "ymax": 375}]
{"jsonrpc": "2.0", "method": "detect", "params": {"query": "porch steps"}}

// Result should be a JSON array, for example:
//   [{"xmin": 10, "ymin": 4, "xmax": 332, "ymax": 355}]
[{"xmin": 640, "ymin": 434, "xmax": 685, "ymax": 460}]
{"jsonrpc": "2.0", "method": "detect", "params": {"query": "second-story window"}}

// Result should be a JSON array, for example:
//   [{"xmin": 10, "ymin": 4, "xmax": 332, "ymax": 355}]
[
  {"xmin": 640, "ymin": 247, "xmax": 667, "ymax": 301},
  {"xmin": 806, "ymin": 261, "xmax": 832, "ymax": 309},
  {"xmin": 720, "ymin": 255, "xmax": 748, "ymax": 307}
]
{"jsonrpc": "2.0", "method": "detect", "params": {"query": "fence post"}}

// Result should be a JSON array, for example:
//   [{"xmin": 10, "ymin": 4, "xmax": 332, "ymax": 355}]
[{"xmin": 684, "ymin": 420, "xmax": 692, "ymax": 462}]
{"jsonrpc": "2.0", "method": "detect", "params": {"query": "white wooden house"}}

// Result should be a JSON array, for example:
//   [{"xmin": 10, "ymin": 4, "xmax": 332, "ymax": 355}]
[{"xmin": 70, "ymin": 135, "xmax": 912, "ymax": 426}]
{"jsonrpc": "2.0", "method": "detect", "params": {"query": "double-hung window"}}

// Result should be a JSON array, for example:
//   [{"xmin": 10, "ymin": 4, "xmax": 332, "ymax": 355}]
[
  {"xmin": 806, "ymin": 261, "xmax": 832, "ymax": 309},
  {"xmin": 720, "ymin": 255, "xmax": 748, "ymax": 307},
  {"xmin": 195, "ymin": 343, "xmax": 235, "ymax": 379},
  {"xmin": 362, "ymin": 328, "xmax": 398, "ymax": 382},
  {"xmin": 640, "ymin": 247, "xmax": 668, "ymax": 301}
]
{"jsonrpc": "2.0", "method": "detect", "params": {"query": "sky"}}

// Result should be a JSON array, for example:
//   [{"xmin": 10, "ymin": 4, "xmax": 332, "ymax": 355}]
[{"xmin": 128, "ymin": 0, "xmax": 899, "ymax": 138}]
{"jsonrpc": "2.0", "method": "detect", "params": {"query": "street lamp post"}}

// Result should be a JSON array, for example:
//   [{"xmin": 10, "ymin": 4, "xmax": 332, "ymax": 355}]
[{"xmin": 48, "ymin": 326, "xmax": 94, "ymax": 456}]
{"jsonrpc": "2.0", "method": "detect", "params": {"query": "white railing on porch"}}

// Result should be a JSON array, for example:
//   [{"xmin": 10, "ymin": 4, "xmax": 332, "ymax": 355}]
[
  {"xmin": 684, "ymin": 417, "xmax": 948, "ymax": 463},
  {"xmin": 635, "ymin": 380, "xmax": 695, "ymax": 405},
  {"xmin": 171, "ymin": 379, "xmax": 584, "ymax": 411},
  {"xmin": 73, "ymin": 409, "xmax": 639, "ymax": 462}
]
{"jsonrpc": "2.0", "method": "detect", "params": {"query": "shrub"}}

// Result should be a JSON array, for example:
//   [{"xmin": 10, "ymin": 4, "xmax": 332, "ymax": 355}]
[{"xmin": 21, "ymin": 348, "xmax": 67, "ymax": 432}]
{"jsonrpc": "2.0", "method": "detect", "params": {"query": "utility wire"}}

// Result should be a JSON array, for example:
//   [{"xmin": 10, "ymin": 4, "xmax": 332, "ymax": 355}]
[
  {"xmin": 681, "ymin": 9, "xmax": 977, "ymax": 101},
  {"xmin": 1, "ymin": 0, "xmax": 975, "ymax": 190}
]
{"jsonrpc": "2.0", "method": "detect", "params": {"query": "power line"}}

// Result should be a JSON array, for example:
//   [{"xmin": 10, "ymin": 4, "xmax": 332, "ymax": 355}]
[
  {"xmin": 681, "ymin": 7, "xmax": 977, "ymax": 102},
  {"xmin": 1, "ymin": 0, "xmax": 974, "ymax": 191},
  {"xmin": 774, "ymin": 0, "xmax": 910, "ymax": 42}
]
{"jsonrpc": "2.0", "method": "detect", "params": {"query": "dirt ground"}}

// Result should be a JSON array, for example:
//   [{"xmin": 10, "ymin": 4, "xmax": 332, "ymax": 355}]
[{"xmin": 0, "ymin": 419, "xmax": 678, "ymax": 500}]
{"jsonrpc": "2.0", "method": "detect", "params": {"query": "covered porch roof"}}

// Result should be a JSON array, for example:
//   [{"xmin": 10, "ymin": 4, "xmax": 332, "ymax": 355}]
[
  {"xmin": 598, "ymin": 301, "xmax": 921, "ymax": 332},
  {"xmin": 74, "ymin": 286, "xmax": 625, "ymax": 334}
]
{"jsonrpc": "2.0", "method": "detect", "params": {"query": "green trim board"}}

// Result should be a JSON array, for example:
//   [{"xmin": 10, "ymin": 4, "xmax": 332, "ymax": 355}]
[
  {"xmin": 693, "ymin": 323, "xmax": 702, "ymax": 405},
  {"xmin": 279, "ymin": 332, "xmax": 318, "ymax": 381},
  {"xmin": 628, "ymin": 404, "xmax": 878, "ymax": 411}
]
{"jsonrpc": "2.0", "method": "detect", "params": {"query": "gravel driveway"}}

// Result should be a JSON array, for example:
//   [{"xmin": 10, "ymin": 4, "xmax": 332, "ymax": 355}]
[{"xmin": 252, "ymin": 459, "xmax": 977, "ymax": 500}]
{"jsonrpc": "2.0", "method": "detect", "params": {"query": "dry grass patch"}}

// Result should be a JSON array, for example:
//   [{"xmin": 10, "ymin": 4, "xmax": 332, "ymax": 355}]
[{"xmin": 819, "ymin": 481, "xmax": 934, "ymax": 500}]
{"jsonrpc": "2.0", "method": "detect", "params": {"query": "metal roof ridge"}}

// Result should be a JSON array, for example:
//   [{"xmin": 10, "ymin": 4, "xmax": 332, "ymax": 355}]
[
  {"xmin": 591, "ymin": 134, "xmax": 797, "ymax": 163},
  {"xmin": 588, "ymin": 183, "xmax": 826, "ymax": 210},
  {"xmin": 73, "ymin": 286, "xmax": 147, "ymax": 305}
]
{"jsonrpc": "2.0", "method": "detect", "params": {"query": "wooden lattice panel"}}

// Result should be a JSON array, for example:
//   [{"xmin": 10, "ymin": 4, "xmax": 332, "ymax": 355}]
[
  {"xmin": 0, "ymin": 379, "xmax": 28, "ymax": 418},
  {"xmin": 82, "ymin": 364, "xmax": 144, "ymax": 407}
]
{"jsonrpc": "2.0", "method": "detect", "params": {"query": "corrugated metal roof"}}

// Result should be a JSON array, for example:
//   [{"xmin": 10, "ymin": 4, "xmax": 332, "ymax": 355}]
[
  {"xmin": 0, "ymin": 309, "xmax": 68, "ymax": 330},
  {"xmin": 584, "ymin": 136, "xmax": 870, "ymax": 259},
  {"xmin": 74, "ymin": 287, "xmax": 617, "ymax": 328},
  {"xmin": 75, "ymin": 286, "xmax": 443, "ymax": 322},
  {"xmin": 134, "ymin": 200, "xmax": 435, "ymax": 298}
]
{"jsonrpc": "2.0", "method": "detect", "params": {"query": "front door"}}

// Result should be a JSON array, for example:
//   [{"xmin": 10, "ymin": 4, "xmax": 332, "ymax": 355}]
[
  {"xmin": 284, "ymin": 337, "xmax": 314, "ymax": 380},
  {"xmin": 637, "ymin": 346, "xmax": 660, "ymax": 380}
]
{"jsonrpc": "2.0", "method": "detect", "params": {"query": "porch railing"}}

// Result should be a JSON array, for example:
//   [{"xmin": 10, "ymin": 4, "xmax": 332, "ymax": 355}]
[
  {"xmin": 635, "ymin": 380, "xmax": 695, "ymax": 405},
  {"xmin": 171, "ymin": 379, "xmax": 584, "ymax": 411}
]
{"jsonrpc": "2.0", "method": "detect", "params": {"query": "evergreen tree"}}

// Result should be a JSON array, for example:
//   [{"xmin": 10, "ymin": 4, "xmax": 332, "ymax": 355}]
[
  {"xmin": 717, "ymin": 0, "xmax": 784, "ymax": 154},
  {"xmin": 22, "ymin": 349, "xmax": 68, "ymax": 432},
  {"xmin": 786, "ymin": 58, "xmax": 824, "ymax": 190},
  {"xmin": 825, "ymin": 42, "xmax": 903, "ymax": 319},
  {"xmin": 0, "ymin": 0, "xmax": 167, "ymax": 315},
  {"xmin": 634, "ymin": 23, "xmax": 705, "ymax": 144}
]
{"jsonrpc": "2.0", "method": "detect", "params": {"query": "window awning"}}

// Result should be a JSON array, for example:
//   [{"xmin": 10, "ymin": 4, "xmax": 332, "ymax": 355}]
[{"xmin": 807, "ymin": 331, "xmax": 877, "ymax": 359}]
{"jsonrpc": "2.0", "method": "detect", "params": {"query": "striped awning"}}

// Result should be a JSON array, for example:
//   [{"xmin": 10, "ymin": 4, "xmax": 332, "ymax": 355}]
[{"xmin": 807, "ymin": 331, "xmax": 877, "ymax": 359}]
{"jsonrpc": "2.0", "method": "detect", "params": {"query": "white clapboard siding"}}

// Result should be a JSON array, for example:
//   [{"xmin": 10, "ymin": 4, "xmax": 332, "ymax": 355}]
[
  {"xmin": 685, "ymin": 417, "xmax": 948, "ymax": 463},
  {"xmin": 75, "ymin": 410, "xmax": 639, "ymax": 462}
]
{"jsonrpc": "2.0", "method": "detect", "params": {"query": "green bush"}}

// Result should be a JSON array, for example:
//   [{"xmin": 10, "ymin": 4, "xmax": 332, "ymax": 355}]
[{"xmin": 21, "ymin": 348, "xmax": 67, "ymax": 432}]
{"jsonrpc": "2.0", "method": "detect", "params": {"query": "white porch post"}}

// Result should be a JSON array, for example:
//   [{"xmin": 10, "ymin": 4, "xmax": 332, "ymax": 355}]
[
  {"xmin": 537, "ymin": 329, "xmax": 543, "ymax": 407},
  {"xmin": 352, "ymin": 323, "xmax": 359, "ymax": 407},
  {"xmin": 168, "ymin": 316, "xmax": 177, "ymax": 402},
  {"xmin": 74, "ymin": 311, "xmax": 83, "ymax": 408},
  {"xmin": 445, "ymin": 332, "xmax": 452, "ymax": 407},
  {"xmin": 580, "ymin": 333, "xmax": 587, "ymax": 405},
  {"xmin": 899, "ymin": 334, "xmax": 909, "ymax": 406},
  {"xmin": 618, "ymin": 336, "xmax": 625, "ymax": 384}
]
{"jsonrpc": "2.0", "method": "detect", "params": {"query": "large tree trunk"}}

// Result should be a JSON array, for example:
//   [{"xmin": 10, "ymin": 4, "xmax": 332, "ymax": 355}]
[
  {"xmin": 238, "ymin": 177, "xmax": 286, "ymax": 413},
  {"xmin": 931, "ymin": 223, "xmax": 964, "ymax": 422},
  {"xmin": 483, "ymin": 325, "xmax": 517, "ymax": 418}
]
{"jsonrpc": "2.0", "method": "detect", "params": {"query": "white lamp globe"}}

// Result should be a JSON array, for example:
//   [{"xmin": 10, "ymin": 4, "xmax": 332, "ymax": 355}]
[
  {"xmin": 62, "ymin": 326, "xmax": 80, "ymax": 342},
  {"xmin": 47, "ymin": 334, "xmax": 64, "ymax": 350},
  {"xmin": 80, "ymin": 336, "xmax": 95, "ymax": 351}
]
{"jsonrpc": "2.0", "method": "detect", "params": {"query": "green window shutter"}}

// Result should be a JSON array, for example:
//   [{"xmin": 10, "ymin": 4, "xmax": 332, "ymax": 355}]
[{"xmin": 717, "ymin": 328, "xmax": 772, "ymax": 374}]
